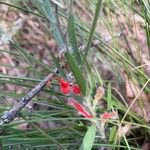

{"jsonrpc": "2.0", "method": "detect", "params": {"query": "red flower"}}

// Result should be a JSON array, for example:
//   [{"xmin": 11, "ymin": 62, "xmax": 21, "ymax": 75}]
[
  {"xmin": 68, "ymin": 98, "xmax": 93, "ymax": 119},
  {"xmin": 59, "ymin": 79, "xmax": 70, "ymax": 94},
  {"xmin": 71, "ymin": 84, "xmax": 81, "ymax": 95},
  {"xmin": 59, "ymin": 78, "xmax": 81, "ymax": 95},
  {"xmin": 101, "ymin": 112, "xmax": 117, "ymax": 120}
]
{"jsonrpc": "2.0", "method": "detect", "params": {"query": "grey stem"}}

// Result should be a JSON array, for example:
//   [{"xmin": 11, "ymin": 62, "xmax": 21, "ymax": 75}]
[{"xmin": 0, "ymin": 70, "xmax": 58, "ymax": 125}]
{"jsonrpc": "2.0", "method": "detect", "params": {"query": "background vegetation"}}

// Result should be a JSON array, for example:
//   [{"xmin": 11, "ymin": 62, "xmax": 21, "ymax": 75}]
[{"xmin": 0, "ymin": 0, "xmax": 150, "ymax": 149}]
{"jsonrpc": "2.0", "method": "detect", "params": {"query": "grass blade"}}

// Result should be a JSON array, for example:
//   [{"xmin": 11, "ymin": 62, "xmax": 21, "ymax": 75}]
[{"xmin": 82, "ymin": 0, "xmax": 103, "ymax": 65}]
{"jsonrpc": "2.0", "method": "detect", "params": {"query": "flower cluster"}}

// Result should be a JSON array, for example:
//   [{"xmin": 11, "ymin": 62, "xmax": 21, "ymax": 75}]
[
  {"xmin": 59, "ymin": 79, "xmax": 81, "ymax": 95},
  {"xmin": 58, "ymin": 79, "xmax": 93, "ymax": 119},
  {"xmin": 58, "ymin": 79, "xmax": 117, "ymax": 121},
  {"xmin": 55, "ymin": 78, "xmax": 118, "ymax": 139}
]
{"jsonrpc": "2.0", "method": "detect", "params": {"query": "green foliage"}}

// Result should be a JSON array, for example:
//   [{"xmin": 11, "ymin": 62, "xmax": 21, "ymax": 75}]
[
  {"xmin": 33, "ymin": 0, "xmax": 65, "ymax": 50},
  {"xmin": 82, "ymin": 0, "xmax": 103, "ymax": 65},
  {"xmin": 68, "ymin": 14, "xmax": 81, "ymax": 64},
  {"xmin": 65, "ymin": 51, "xmax": 86, "ymax": 95},
  {"xmin": 80, "ymin": 124, "xmax": 96, "ymax": 150},
  {"xmin": 0, "ymin": 0, "xmax": 150, "ymax": 149}
]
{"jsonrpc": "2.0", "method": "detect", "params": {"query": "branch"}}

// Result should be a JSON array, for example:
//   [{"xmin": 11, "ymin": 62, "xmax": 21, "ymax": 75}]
[{"xmin": 0, "ymin": 69, "xmax": 59, "ymax": 125}]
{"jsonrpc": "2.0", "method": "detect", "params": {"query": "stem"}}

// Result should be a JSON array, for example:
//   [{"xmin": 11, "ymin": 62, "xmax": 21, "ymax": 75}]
[{"xmin": 0, "ymin": 70, "xmax": 59, "ymax": 125}]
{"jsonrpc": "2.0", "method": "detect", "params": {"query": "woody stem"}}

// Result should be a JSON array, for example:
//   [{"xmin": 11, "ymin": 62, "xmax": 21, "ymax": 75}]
[{"xmin": 0, "ymin": 69, "xmax": 59, "ymax": 125}]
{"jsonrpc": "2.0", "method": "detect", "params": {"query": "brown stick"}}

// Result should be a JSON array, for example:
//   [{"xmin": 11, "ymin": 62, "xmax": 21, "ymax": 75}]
[{"xmin": 0, "ymin": 69, "xmax": 58, "ymax": 125}]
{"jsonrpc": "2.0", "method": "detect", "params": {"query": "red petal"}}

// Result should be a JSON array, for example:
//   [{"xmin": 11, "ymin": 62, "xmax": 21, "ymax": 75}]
[
  {"xmin": 101, "ymin": 112, "xmax": 114, "ymax": 120},
  {"xmin": 60, "ymin": 79, "xmax": 70, "ymax": 88},
  {"xmin": 68, "ymin": 98, "xmax": 93, "ymax": 119},
  {"xmin": 71, "ymin": 84, "xmax": 81, "ymax": 95},
  {"xmin": 60, "ymin": 86, "xmax": 70, "ymax": 94},
  {"xmin": 59, "ymin": 79, "xmax": 70, "ymax": 94}
]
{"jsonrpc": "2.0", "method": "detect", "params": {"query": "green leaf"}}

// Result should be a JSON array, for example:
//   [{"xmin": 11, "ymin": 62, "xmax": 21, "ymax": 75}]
[
  {"xmin": 32, "ymin": 0, "xmax": 65, "ymax": 50},
  {"xmin": 80, "ymin": 124, "xmax": 96, "ymax": 150},
  {"xmin": 107, "ymin": 82, "xmax": 111, "ymax": 110},
  {"xmin": 41, "ymin": 0, "xmax": 65, "ymax": 50},
  {"xmin": 108, "ymin": 126, "xmax": 117, "ymax": 143},
  {"xmin": 65, "ymin": 51, "xmax": 86, "ymax": 95},
  {"xmin": 68, "ymin": 15, "xmax": 81, "ymax": 64},
  {"xmin": 82, "ymin": 0, "xmax": 103, "ymax": 65}
]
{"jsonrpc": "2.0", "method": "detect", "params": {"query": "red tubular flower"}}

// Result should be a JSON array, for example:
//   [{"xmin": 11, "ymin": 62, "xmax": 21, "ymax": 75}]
[
  {"xmin": 59, "ymin": 78, "xmax": 81, "ymax": 95},
  {"xmin": 68, "ymin": 98, "xmax": 93, "ymax": 119},
  {"xmin": 71, "ymin": 84, "xmax": 81, "ymax": 95},
  {"xmin": 59, "ymin": 79, "xmax": 70, "ymax": 94},
  {"xmin": 101, "ymin": 112, "xmax": 117, "ymax": 120}
]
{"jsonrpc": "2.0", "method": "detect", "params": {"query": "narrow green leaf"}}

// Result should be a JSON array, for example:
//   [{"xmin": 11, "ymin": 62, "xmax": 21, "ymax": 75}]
[
  {"xmin": 65, "ymin": 51, "xmax": 86, "ymax": 95},
  {"xmin": 122, "ymin": 133, "xmax": 131, "ymax": 150},
  {"xmin": 80, "ymin": 124, "xmax": 96, "ymax": 150},
  {"xmin": 107, "ymin": 83, "xmax": 111, "ymax": 110},
  {"xmin": 82, "ymin": 0, "xmax": 103, "ymax": 65},
  {"xmin": 41, "ymin": 0, "xmax": 65, "ymax": 50},
  {"xmin": 68, "ymin": 15, "xmax": 81, "ymax": 64},
  {"xmin": 108, "ymin": 126, "xmax": 117, "ymax": 143}
]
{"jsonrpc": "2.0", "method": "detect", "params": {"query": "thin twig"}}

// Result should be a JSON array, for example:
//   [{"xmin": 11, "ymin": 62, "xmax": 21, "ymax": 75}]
[{"xmin": 0, "ymin": 69, "xmax": 59, "ymax": 125}]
